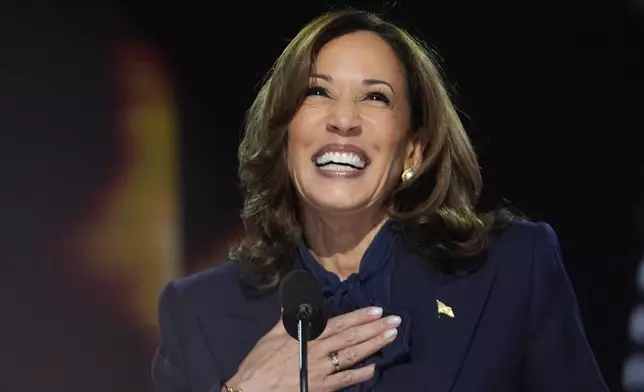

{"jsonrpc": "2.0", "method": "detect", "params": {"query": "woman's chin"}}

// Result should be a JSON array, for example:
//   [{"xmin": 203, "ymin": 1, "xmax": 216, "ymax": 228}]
[{"xmin": 306, "ymin": 197, "xmax": 374, "ymax": 216}]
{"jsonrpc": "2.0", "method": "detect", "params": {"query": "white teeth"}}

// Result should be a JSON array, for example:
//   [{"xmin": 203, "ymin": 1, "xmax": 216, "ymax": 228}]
[
  {"xmin": 316, "ymin": 151, "xmax": 365, "ymax": 169},
  {"xmin": 320, "ymin": 163, "xmax": 358, "ymax": 172}
]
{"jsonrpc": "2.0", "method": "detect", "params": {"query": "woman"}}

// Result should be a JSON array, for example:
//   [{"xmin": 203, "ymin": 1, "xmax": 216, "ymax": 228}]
[{"xmin": 152, "ymin": 10, "xmax": 608, "ymax": 392}]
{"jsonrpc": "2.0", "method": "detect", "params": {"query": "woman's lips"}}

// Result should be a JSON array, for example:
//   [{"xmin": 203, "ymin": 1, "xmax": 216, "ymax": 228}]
[
  {"xmin": 311, "ymin": 143, "xmax": 370, "ymax": 166},
  {"xmin": 311, "ymin": 143, "xmax": 370, "ymax": 178}
]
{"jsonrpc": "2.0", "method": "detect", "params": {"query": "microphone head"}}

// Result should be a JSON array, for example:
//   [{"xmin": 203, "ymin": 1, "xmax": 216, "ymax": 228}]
[{"xmin": 279, "ymin": 269, "xmax": 327, "ymax": 341}]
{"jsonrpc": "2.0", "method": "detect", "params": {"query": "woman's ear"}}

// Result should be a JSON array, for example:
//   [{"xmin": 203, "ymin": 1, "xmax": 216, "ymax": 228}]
[{"xmin": 404, "ymin": 133, "xmax": 423, "ymax": 171}]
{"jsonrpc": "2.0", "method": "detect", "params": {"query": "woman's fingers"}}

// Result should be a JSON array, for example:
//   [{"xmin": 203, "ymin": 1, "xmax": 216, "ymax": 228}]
[
  {"xmin": 322, "ymin": 364, "xmax": 376, "ymax": 391},
  {"xmin": 327, "ymin": 327, "xmax": 398, "ymax": 372},
  {"xmin": 317, "ymin": 307, "xmax": 384, "ymax": 340},
  {"xmin": 318, "ymin": 315, "xmax": 401, "ymax": 356},
  {"xmin": 268, "ymin": 306, "xmax": 383, "ymax": 341}
]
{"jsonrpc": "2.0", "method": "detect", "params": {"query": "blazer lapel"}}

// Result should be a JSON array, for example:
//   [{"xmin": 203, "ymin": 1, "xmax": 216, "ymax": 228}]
[
  {"xmin": 208, "ymin": 260, "xmax": 305, "ymax": 374},
  {"xmin": 429, "ymin": 261, "xmax": 497, "ymax": 392},
  {"xmin": 392, "ymin": 252, "xmax": 497, "ymax": 392},
  {"xmin": 224, "ymin": 286, "xmax": 281, "ymax": 332},
  {"xmin": 221, "ymin": 260, "xmax": 307, "ymax": 337},
  {"xmin": 200, "ymin": 280, "xmax": 281, "ymax": 383}
]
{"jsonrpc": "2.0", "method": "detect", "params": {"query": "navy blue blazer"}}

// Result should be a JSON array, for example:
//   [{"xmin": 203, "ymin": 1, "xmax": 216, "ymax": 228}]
[{"xmin": 151, "ymin": 221, "xmax": 608, "ymax": 391}]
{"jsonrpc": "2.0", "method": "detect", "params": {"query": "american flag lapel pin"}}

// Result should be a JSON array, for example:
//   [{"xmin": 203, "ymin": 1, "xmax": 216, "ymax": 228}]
[{"xmin": 437, "ymin": 299, "xmax": 454, "ymax": 318}]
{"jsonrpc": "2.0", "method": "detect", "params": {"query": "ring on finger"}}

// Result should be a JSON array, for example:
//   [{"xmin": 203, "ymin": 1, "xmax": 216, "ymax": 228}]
[{"xmin": 328, "ymin": 351, "xmax": 340, "ymax": 372}]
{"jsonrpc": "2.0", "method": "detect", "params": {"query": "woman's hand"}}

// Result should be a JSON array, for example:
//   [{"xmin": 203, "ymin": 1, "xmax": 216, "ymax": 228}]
[{"xmin": 224, "ymin": 306, "xmax": 400, "ymax": 392}]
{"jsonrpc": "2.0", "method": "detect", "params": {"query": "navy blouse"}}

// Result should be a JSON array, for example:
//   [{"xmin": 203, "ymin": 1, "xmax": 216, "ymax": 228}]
[{"xmin": 297, "ymin": 221, "xmax": 412, "ymax": 391}]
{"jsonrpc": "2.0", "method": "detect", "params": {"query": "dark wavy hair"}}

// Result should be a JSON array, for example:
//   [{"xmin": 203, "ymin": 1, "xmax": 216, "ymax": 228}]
[{"xmin": 230, "ymin": 9, "xmax": 516, "ymax": 290}]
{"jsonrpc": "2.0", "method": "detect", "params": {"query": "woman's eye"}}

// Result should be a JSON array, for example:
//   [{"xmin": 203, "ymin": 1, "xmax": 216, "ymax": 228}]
[
  {"xmin": 305, "ymin": 86, "xmax": 328, "ymax": 97},
  {"xmin": 365, "ymin": 92, "xmax": 390, "ymax": 104}
]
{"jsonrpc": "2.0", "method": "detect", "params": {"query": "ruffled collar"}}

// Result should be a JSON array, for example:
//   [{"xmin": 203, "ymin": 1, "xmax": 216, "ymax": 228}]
[{"xmin": 297, "ymin": 220, "xmax": 411, "ymax": 391}]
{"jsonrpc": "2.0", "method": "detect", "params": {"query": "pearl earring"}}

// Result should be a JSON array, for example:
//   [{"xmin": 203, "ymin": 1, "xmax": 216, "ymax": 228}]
[{"xmin": 401, "ymin": 168, "xmax": 415, "ymax": 182}]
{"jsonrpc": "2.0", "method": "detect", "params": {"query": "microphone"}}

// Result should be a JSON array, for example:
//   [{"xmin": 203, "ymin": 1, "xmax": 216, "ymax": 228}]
[{"xmin": 279, "ymin": 270, "xmax": 328, "ymax": 392}]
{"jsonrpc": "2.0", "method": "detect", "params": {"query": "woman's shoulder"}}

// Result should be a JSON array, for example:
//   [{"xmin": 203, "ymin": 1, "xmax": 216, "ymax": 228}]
[
  {"xmin": 174, "ymin": 261, "xmax": 243, "ymax": 293},
  {"xmin": 487, "ymin": 219, "xmax": 563, "ymax": 276},
  {"xmin": 158, "ymin": 261, "xmax": 247, "ymax": 315},
  {"xmin": 493, "ymin": 219, "xmax": 558, "ymax": 247}
]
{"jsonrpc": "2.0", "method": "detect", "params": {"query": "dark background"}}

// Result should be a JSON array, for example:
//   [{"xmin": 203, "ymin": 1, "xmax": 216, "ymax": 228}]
[{"xmin": 1, "ymin": 0, "xmax": 642, "ymax": 391}]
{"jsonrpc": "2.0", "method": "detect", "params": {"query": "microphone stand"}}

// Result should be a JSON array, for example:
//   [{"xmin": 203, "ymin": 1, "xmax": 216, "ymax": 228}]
[{"xmin": 297, "ymin": 305, "xmax": 312, "ymax": 392}]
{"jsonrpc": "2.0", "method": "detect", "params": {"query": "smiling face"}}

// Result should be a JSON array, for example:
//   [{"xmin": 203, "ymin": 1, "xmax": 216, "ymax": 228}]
[{"xmin": 287, "ymin": 31, "xmax": 421, "ymax": 217}]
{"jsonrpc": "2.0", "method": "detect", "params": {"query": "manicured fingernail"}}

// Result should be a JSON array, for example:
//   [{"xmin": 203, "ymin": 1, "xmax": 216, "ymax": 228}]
[
  {"xmin": 369, "ymin": 307, "xmax": 383, "ymax": 316},
  {"xmin": 387, "ymin": 316, "xmax": 401, "ymax": 326},
  {"xmin": 383, "ymin": 328, "xmax": 398, "ymax": 340}
]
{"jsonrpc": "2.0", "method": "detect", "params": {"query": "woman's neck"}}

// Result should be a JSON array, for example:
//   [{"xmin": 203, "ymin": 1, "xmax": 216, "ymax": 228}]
[{"xmin": 301, "ymin": 208, "xmax": 389, "ymax": 280}]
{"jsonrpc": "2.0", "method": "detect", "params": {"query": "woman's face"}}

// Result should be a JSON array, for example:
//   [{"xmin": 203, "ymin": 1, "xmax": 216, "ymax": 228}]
[{"xmin": 287, "ymin": 31, "xmax": 420, "ymax": 217}]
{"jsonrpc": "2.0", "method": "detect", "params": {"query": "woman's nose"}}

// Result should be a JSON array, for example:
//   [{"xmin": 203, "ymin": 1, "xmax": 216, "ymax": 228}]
[{"xmin": 326, "ymin": 99, "xmax": 361, "ymax": 135}]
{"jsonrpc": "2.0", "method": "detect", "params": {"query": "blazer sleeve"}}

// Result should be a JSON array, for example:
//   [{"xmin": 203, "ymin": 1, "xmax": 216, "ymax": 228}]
[
  {"xmin": 523, "ymin": 223, "xmax": 608, "ymax": 392},
  {"xmin": 151, "ymin": 282, "xmax": 223, "ymax": 392}
]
